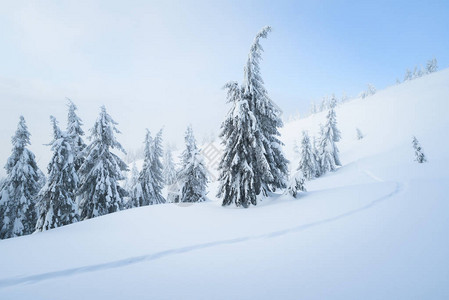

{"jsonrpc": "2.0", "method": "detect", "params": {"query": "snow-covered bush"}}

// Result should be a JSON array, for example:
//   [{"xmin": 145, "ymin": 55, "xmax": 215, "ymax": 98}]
[
  {"xmin": 285, "ymin": 171, "xmax": 306, "ymax": 198},
  {"xmin": 412, "ymin": 136, "xmax": 426, "ymax": 163}
]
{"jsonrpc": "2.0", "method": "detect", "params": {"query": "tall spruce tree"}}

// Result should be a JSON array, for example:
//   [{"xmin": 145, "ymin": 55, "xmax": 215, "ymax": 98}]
[
  {"xmin": 319, "ymin": 101, "xmax": 341, "ymax": 173},
  {"xmin": 66, "ymin": 99, "xmax": 86, "ymax": 171},
  {"xmin": 0, "ymin": 116, "xmax": 42, "ymax": 239},
  {"xmin": 77, "ymin": 106, "xmax": 128, "ymax": 220},
  {"xmin": 178, "ymin": 126, "xmax": 208, "ymax": 203},
  {"xmin": 134, "ymin": 129, "xmax": 166, "ymax": 206},
  {"xmin": 242, "ymin": 26, "xmax": 289, "ymax": 195},
  {"xmin": 297, "ymin": 131, "xmax": 319, "ymax": 180},
  {"xmin": 35, "ymin": 116, "xmax": 79, "ymax": 232},
  {"xmin": 218, "ymin": 82, "xmax": 259, "ymax": 207}
]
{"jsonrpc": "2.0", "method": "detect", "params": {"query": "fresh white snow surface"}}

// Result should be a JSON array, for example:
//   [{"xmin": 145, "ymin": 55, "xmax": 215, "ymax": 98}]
[{"xmin": 0, "ymin": 69, "xmax": 449, "ymax": 299}]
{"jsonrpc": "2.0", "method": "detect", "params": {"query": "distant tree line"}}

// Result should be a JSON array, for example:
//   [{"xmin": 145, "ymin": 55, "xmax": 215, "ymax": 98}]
[{"xmin": 307, "ymin": 58, "xmax": 439, "ymax": 117}]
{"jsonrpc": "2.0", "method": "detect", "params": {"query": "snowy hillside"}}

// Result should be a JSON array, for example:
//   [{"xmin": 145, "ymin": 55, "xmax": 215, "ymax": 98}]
[{"xmin": 0, "ymin": 69, "xmax": 449, "ymax": 299}]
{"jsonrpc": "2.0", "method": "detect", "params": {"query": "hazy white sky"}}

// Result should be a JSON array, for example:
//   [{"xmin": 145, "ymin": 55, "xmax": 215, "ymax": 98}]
[{"xmin": 0, "ymin": 0, "xmax": 448, "ymax": 175}]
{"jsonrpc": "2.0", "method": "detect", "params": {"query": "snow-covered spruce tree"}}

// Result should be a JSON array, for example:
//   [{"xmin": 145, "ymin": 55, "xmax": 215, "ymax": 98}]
[
  {"xmin": 297, "ymin": 131, "xmax": 319, "ymax": 180},
  {"xmin": 178, "ymin": 125, "xmax": 208, "ymax": 203},
  {"xmin": 217, "ymin": 82, "xmax": 259, "ymax": 207},
  {"xmin": 0, "ymin": 116, "xmax": 42, "ymax": 239},
  {"xmin": 412, "ymin": 136, "xmax": 426, "ymax": 163},
  {"xmin": 77, "ymin": 106, "xmax": 128, "ymax": 220},
  {"xmin": 418, "ymin": 67, "xmax": 424, "ymax": 77},
  {"xmin": 150, "ymin": 129, "xmax": 166, "ymax": 203},
  {"xmin": 361, "ymin": 84, "xmax": 376, "ymax": 99},
  {"xmin": 217, "ymin": 82, "xmax": 260, "ymax": 208},
  {"xmin": 330, "ymin": 94, "xmax": 339, "ymax": 109},
  {"xmin": 356, "ymin": 128, "xmax": 364, "ymax": 140},
  {"xmin": 126, "ymin": 163, "xmax": 139, "ymax": 192},
  {"xmin": 134, "ymin": 129, "xmax": 166, "ymax": 206},
  {"xmin": 163, "ymin": 145, "xmax": 177, "ymax": 186},
  {"xmin": 319, "ymin": 102, "xmax": 341, "ymax": 173},
  {"xmin": 312, "ymin": 136, "xmax": 322, "ymax": 177},
  {"xmin": 66, "ymin": 99, "xmax": 86, "ymax": 171},
  {"xmin": 35, "ymin": 116, "xmax": 78, "ymax": 232},
  {"xmin": 123, "ymin": 163, "xmax": 139, "ymax": 208},
  {"xmin": 241, "ymin": 25, "xmax": 289, "ymax": 195},
  {"xmin": 426, "ymin": 58, "xmax": 438, "ymax": 74},
  {"xmin": 404, "ymin": 69, "xmax": 412, "ymax": 81},
  {"xmin": 412, "ymin": 66, "xmax": 419, "ymax": 79},
  {"xmin": 285, "ymin": 171, "xmax": 306, "ymax": 198}
]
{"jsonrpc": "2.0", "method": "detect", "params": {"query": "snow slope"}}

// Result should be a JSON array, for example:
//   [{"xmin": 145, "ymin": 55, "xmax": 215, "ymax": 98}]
[{"xmin": 0, "ymin": 69, "xmax": 448, "ymax": 299}]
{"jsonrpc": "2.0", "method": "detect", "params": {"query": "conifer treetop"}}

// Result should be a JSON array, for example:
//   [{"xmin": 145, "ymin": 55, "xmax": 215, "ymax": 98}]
[
  {"xmin": 10, "ymin": 116, "xmax": 30, "ymax": 154},
  {"xmin": 90, "ymin": 106, "xmax": 126, "ymax": 154},
  {"xmin": 66, "ymin": 98, "xmax": 84, "ymax": 136},
  {"xmin": 243, "ymin": 26, "xmax": 271, "ymax": 96}
]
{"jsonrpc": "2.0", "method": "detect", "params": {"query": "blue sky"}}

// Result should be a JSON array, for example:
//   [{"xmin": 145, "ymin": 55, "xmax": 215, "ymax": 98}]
[{"xmin": 0, "ymin": 0, "xmax": 448, "ymax": 172}]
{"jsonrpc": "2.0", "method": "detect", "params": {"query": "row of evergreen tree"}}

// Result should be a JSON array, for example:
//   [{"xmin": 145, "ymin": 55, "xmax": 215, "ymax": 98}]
[
  {"xmin": 398, "ymin": 58, "xmax": 438, "ymax": 83},
  {"xmin": 296, "ymin": 96, "xmax": 342, "ymax": 182},
  {"xmin": 309, "ymin": 82, "xmax": 376, "ymax": 115},
  {"xmin": 0, "ymin": 102, "xmax": 209, "ymax": 239},
  {"xmin": 309, "ymin": 93, "xmax": 348, "ymax": 115},
  {"xmin": 309, "ymin": 57, "xmax": 439, "ymax": 117}
]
